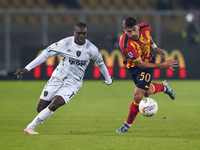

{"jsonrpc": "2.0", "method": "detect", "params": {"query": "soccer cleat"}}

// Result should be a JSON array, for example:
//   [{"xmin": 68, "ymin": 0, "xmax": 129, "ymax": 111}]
[
  {"xmin": 24, "ymin": 128, "xmax": 39, "ymax": 134},
  {"xmin": 162, "ymin": 80, "xmax": 175, "ymax": 100},
  {"xmin": 116, "ymin": 122, "xmax": 130, "ymax": 133}
]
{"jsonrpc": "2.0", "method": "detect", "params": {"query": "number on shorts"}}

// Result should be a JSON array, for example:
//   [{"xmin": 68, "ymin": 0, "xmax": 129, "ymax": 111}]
[{"xmin": 140, "ymin": 72, "xmax": 151, "ymax": 82}]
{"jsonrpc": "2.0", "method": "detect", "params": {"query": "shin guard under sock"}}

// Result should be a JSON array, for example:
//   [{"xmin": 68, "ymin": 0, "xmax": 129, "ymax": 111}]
[
  {"xmin": 126, "ymin": 100, "xmax": 139, "ymax": 124},
  {"xmin": 151, "ymin": 83, "xmax": 164, "ymax": 94}
]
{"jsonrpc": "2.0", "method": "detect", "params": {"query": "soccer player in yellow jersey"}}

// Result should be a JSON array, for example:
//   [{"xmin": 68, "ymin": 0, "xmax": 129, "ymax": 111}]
[{"xmin": 116, "ymin": 16, "xmax": 178, "ymax": 133}]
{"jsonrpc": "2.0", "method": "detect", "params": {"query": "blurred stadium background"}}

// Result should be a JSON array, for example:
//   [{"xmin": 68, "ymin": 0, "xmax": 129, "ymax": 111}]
[{"xmin": 0, "ymin": 0, "xmax": 200, "ymax": 80}]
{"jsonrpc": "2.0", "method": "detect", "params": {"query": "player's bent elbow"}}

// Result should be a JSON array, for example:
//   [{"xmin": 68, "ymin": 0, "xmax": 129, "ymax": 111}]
[{"xmin": 138, "ymin": 66, "xmax": 146, "ymax": 69}]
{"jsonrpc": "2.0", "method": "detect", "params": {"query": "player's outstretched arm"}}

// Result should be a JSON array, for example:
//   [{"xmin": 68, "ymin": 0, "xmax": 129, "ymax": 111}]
[
  {"xmin": 94, "ymin": 53, "xmax": 114, "ymax": 85},
  {"xmin": 14, "ymin": 51, "xmax": 48, "ymax": 79},
  {"xmin": 97, "ymin": 63, "xmax": 113, "ymax": 85},
  {"xmin": 162, "ymin": 59, "xmax": 178, "ymax": 71},
  {"xmin": 154, "ymin": 47, "xmax": 165, "ymax": 58},
  {"xmin": 150, "ymin": 36, "xmax": 165, "ymax": 58},
  {"xmin": 14, "ymin": 68, "xmax": 28, "ymax": 78},
  {"xmin": 135, "ymin": 58, "xmax": 178, "ymax": 71}
]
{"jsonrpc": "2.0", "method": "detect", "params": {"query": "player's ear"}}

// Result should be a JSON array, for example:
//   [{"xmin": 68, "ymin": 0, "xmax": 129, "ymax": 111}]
[
  {"xmin": 123, "ymin": 28, "xmax": 126, "ymax": 33},
  {"xmin": 137, "ymin": 25, "xmax": 140, "ymax": 30}
]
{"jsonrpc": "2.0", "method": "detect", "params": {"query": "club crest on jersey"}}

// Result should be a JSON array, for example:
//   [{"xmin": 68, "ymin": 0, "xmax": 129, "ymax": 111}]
[
  {"xmin": 76, "ymin": 51, "xmax": 81, "ymax": 57},
  {"xmin": 67, "ymin": 49, "xmax": 71, "ymax": 52},
  {"xmin": 143, "ymin": 37, "xmax": 147, "ymax": 42},
  {"xmin": 128, "ymin": 52, "xmax": 134, "ymax": 58}
]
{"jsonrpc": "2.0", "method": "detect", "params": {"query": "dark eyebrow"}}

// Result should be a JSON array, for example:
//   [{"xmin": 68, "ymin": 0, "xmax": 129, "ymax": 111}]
[
  {"xmin": 76, "ymin": 31, "xmax": 87, "ymax": 34},
  {"xmin": 133, "ymin": 26, "xmax": 137, "ymax": 30},
  {"xmin": 127, "ymin": 30, "xmax": 132, "ymax": 32}
]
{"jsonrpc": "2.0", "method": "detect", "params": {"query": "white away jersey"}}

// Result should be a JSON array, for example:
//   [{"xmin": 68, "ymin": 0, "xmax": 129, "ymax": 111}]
[{"xmin": 42, "ymin": 36, "xmax": 104, "ymax": 86}]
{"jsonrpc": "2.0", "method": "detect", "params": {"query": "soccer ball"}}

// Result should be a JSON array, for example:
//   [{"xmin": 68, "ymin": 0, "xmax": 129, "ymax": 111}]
[{"xmin": 139, "ymin": 98, "xmax": 158, "ymax": 117}]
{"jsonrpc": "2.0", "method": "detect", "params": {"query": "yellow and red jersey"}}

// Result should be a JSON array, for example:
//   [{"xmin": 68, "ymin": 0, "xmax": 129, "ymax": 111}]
[{"xmin": 119, "ymin": 22, "xmax": 152, "ymax": 68}]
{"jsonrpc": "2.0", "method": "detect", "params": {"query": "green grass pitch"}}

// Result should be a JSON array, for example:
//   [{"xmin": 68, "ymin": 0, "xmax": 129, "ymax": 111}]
[{"xmin": 0, "ymin": 80, "xmax": 200, "ymax": 150}]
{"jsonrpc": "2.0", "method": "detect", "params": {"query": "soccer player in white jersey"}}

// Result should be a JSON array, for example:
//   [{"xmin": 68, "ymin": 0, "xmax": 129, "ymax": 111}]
[{"xmin": 14, "ymin": 22, "xmax": 114, "ymax": 134}]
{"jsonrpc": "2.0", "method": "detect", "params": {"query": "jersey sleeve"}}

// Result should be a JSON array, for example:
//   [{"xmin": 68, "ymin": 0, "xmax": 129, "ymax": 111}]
[
  {"xmin": 90, "ymin": 45, "xmax": 104, "ymax": 66},
  {"xmin": 43, "ymin": 39, "xmax": 67, "ymax": 58},
  {"xmin": 25, "ymin": 40, "xmax": 64, "ymax": 71},
  {"xmin": 90, "ymin": 44, "xmax": 112, "ymax": 84},
  {"xmin": 139, "ymin": 22, "xmax": 151, "ymax": 34}
]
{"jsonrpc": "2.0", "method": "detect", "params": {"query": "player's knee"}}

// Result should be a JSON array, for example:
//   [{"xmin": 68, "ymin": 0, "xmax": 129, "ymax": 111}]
[
  {"xmin": 144, "ymin": 93, "xmax": 150, "ymax": 97},
  {"xmin": 48, "ymin": 103, "xmax": 60, "ymax": 111},
  {"xmin": 37, "ymin": 107, "xmax": 41, "ymax": 113},
  {"xmin": 48, "ymin": 102, "xmax": 65, "ymax": 111},
  {"xmin": 37, "ymin": 99, "xmax": 51, "ymax": 113},
  {"xmin": 144, "ymin": 89, "xmax": 152, "ymax": 97},
  {"xmin": 133, "ymin": 94, "xmax": 143, "ymax": 103},
  {"xmin": 48, "ymin": 96, "xmax": 65, "ymax": 111},
  {"xmin": 37, "ymin": 106, "xmax": 43, "ymax": 113},
  {"xmin": 37, "ymin": 103, "xmax": 48, "ymax": 113}
]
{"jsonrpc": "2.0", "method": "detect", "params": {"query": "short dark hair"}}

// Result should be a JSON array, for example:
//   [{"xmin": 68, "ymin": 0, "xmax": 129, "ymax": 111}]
[
  {"xmin": 74, "ymin": 22, "xmax": 88, "ymax": 30},
  {"xmin": 123, "ymin": 16, "xmax": 137, "ymax": 28}
]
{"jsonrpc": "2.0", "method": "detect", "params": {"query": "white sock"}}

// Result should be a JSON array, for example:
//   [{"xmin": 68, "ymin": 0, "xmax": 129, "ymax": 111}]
[
  {"xmin": 26, "ymin": 107, "xmax": 54, "ymax": 129},
  {"xmin": 125, "ymin": 121, "xmax": 132, "ymax": 128},
  {"xmin": 164, "ymin": 86, "xmax": 166, "ymax": 92}
]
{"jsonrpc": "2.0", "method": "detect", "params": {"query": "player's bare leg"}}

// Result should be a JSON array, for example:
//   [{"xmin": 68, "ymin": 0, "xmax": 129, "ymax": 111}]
[
  {"xmin": 48, "ymin": 96, "xmax": 66, "ymax": 111},
  {"xmin": 144, "ymin": 85, "xmax": 154, "ymax": 97},
  {"xmin": 117, "ymin": 81, "xmax": 175, "ymax": 133},
  {"xmin": 24, "ymin": 96, "xmax": 65, "ymax": 134},
  {"xmin": 37, "ymin": 99, "xmax": 51, "ymax": 113}
]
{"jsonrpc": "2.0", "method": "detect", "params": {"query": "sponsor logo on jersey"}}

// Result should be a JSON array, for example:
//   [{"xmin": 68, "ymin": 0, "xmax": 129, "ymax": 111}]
[
  {"xmin": 69, "ymin": 57, "xmax": 87, "ymax": 66},
  {"xmin": 76, "ymin": 51, "xmax": 81, "ymax": 57},
  {"xmin": 45, "ymin": 46, "xmax": 51, "ymax": 51},
  {"xmin": 128, "ymin": 52, "xmax": 134, "ymax": 58}
]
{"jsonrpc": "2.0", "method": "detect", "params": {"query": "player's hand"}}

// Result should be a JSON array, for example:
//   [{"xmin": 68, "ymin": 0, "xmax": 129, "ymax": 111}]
[
  {"xmin": 103, "ymin": 76, "xmax": 114, "ymax": 85},
  {"xmin": 14, "ymin": 68, "xmax": 28, "ymax": 78},
  {"xmin": 162, "ymin": 59, "xmax": 178, "ymax": 71},
  {"xmin": 154, "ymin": 47, "xmax": 165, "ymax": 58}
]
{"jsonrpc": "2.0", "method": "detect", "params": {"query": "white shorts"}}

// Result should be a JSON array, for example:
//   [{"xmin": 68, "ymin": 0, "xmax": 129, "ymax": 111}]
[{"xmin": 40, "ymin": 78, "xmax": 80, "ymax": 103}]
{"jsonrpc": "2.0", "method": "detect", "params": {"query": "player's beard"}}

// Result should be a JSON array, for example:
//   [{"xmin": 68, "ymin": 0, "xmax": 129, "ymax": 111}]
[{"xmin": 131, "ymin": 35, "xmax": 138, "ymax": 40}]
